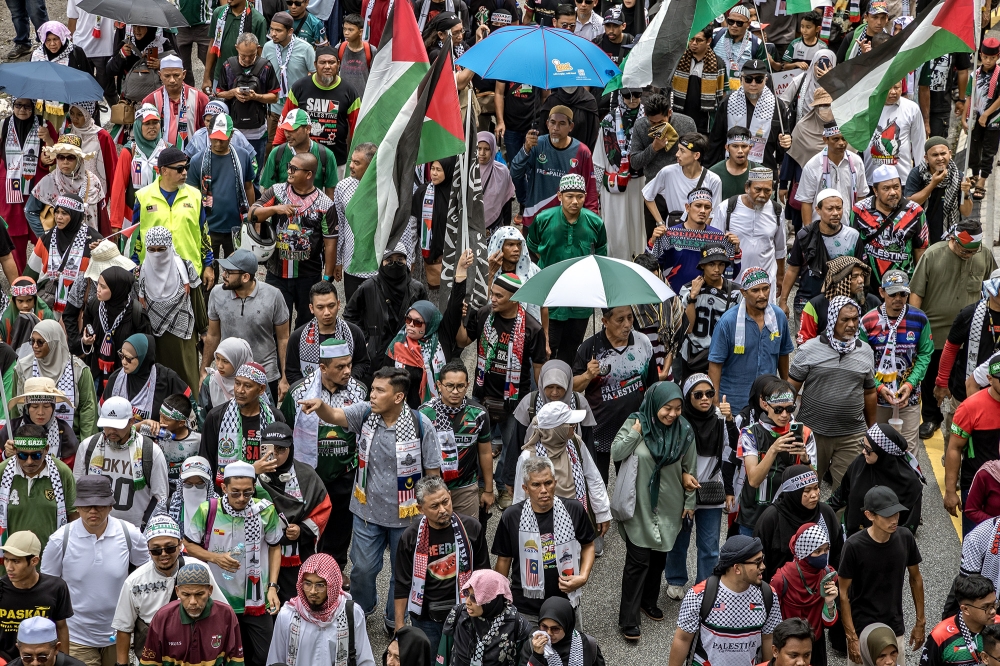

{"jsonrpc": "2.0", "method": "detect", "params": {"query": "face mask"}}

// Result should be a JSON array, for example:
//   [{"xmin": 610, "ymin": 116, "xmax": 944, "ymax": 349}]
[
  {"xmin": 805, "ymin": 552, "xmax": 829, "ymax": 570},
  {"xmin": 380, "ymin": 261, "xmax": 408, "ymax": 282}
]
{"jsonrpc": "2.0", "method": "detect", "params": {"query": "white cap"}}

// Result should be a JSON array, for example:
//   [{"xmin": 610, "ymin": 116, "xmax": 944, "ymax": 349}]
[
  {"xmin": 160, "ymin": 54, "xmax": 184, "ymax": 69},
  {"xmin": 180, "ymin": 456, "xmax": 213, "ymax": 481},
  {"xmin": 18, "ymin": 617, "xmax": 57, "ymax": 644},
  {"xmin": 98, "ymin": 396, "xmax": 133, "ymax": 428},
  {"xmin": 536, "ymin": 401, "xmax": 587, "ymax": 429},
  {"xmin": 223, "ymin": 460, "xmax": 256, "ymax": 480},
  {"xmin": 871, "ymin": 164, "xmax": 899, "ymax": 185},
  {"xmin": 815, "ymin": 188, "xmax": 844, "ymax": 206}
]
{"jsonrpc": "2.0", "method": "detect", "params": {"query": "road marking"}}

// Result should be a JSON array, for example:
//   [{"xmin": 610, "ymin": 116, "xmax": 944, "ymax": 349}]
[{"xmin": 923, "ymin": 429, "xmax": 962, "ymax": 540}]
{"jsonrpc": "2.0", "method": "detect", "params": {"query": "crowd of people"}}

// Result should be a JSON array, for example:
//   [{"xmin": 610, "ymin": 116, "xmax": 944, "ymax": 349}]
[{"xmin": 0, "ymin": 0, "xmax": 996, "ymax": 663}]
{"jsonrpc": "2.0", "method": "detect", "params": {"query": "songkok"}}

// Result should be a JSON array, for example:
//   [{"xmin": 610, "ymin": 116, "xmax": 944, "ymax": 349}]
[
  {"xmin": 272, "ymin": 11, "xmax": 294, "ymax": 27},
  {"xmin": 548, "ymin": 105, "xmax": 574, "ymax": 121},
  {"xmin": 494, "ymin": 272, "xmax": 522, "ymax": 293}
]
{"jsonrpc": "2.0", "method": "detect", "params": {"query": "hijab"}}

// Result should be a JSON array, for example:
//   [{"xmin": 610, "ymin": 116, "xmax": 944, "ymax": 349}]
[
  {"xmin": 123, "ymin": 333, "xmax": 154, "ymax": 395},
  {"xmin": 53, "ymin": 193, "xmax": 86, "ymax": 255},
  {"xmin": 139, "ymin": 227, "xmax": 188, "ymax": 301},
  {"xmin": 620, "ymin": 0, "xmax": 646, "ymax": 34},
  {"xmin": 24, "ymin": 319, "xmax": 70, "ymax": 380},
  {"xmin": 477, "ymin": 132, "xmax": 515, "ymax": 227},
  {"xmin": 464, "ymin": 569, "xmax": 513, "ymax": 620},
  {"xmin": 133, "ymin": 112, "xmax": 163, "ymax": 157},
  {"xmin": 69, "ymin": 102, "xmax": 105, "ymax": 187},
  {"xmin": 414, "ymin": 157, "xmax": 457, "ymax": 262},
  {"xmin": 634, "ymin": 381, "xmax": 692, "ymax": 508},
  {"xmin": 514, "ymin": 359, "xmax": 597, "ymax": 429},
  {"xmin": 788, "ymin": 102, "xmax": 834, "ymax": 167},
  {"xmin": 33, "ymin": 136, "xmax": 106, "ymax": 228},
  {"xmin": 859, "ymin": 623, "xmax": 898, "ymax": 666},
  {"xmin": 383, "ymin": 627, "xmax": 433, "ymax": 666},
  {"xmin": 538, "ymin": 598, "xmax": 578, "ymax": 664},
  {"xmin": 682, "ymin": 374, "xmax": 723, "ymax": 457},
  {"xmin": 772, "ymin": 522, "xmax": 833, "ymax": 640},
  {"xmin": 37, "ymin": 22, "xmax": 72, "ymax": 61},
  {"xmin": 100, "ymin": 266, "xmax": 135, "ymax": 323},
  {"xmin": 844, "ymin": 423, "xmax": 924, "ymax": 533},
  {"xmin": 796, "ymin": 50, "xmax": 836, "ymax": 122},
  {"xmin": 209, "ymin": 337, "xmax": 253, "ymax": 406},
  {"xmin": 770, "ymin": 464, "xmax": 821, "ymax": 556},
  {"xmin": 0, "ymin": 100, "xmax": 39, "ymax": 152},
  {"xmin": 375, "ymin": 248, "xmax": 413, "ymax": 313}
]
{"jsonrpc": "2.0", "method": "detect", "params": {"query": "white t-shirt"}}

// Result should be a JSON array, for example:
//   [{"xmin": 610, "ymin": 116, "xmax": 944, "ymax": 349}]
[
  {"xmin": 66, "ymin": 0, "xmax": 116, "ymax": 57},
  {"xmin": 862, "ymin": 97, "xmax": 926, "ymax": 183},
  {"xmin": 73, "ymin": 436, "xmax": 171, "ymax": 529},
  {"xmin": 112, "ymin": 559, "xmax": 229, "ymax": 630},
  {"xmin": 796, "ymin": 149, "xmax": 869, "ymax": 224},
  {"xmin": 820, "ymin": 225, "xmax": 860, "ymax": 260},
  {"xmin": 41, "ymin": 517, "xmax": 149, "ymax": 647},
  {"xmin": 678, "ymin": 579, "xmax": 784, "ymax": 666},
  {"xmin": 721, "ymin": 197, "xmax": 787, "ymax": 294},
  {"xmin": 642, "ymin": 164, "xmax": 724, "ymax": 220}
]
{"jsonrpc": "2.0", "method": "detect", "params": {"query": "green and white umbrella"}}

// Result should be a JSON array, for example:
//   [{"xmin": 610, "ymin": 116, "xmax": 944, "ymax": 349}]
[{"xmin": 513, "ymin": 255, "xmax": 674, "ymax": 308}]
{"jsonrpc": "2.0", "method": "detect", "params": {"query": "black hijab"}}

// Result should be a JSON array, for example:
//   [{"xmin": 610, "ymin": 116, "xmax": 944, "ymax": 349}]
[
  {"xmin": 101, "ymin": 266, "xmax": 134, "ymax": 323},
  {"xmin": 384, "ymin": 627, "xmax": 433, "ymax": 666},
  {"xmin": 842, "ymin": 423, "xmax": 924, "ymax": 534},
  {"xmin": 0, "ymin": 103, "xmax": 38, "ymax": 152},
  {"xmin": 54, "ymin": 193, "xmax": 86, "ymax": 255},
  {"xmin": 770, "ymin": 464, "xmax": 821, "ymax": 555},
  {"xmin": 412, "ymin": 157, "xmax": 457, "ymax": 263},
  {"xmin": 620, "ymin": 0, "xmax": 646, "ymax": 35},
  {"xmin": 682, "ymin": 376, "xmax": 723, "ymax": 457},
  {"xmin": 538, "ymin": 597, "xmax": 577, "ymax": 664}
]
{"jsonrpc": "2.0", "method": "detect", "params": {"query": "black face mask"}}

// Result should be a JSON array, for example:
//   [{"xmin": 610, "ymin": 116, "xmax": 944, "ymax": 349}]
[{"xmin": 379, "ymin": 261, "xmax": 408, "ymax": 282}]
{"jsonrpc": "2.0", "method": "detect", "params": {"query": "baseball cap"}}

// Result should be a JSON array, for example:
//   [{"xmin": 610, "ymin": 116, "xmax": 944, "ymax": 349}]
[
  {"xmin": 863, "ymin": 486, "xmax": 907, "ymax": 517},
  {"xmin": 136, "ymin": 103, "xmax": 161, "ymax": 122},
  {"xmin": 279, "ymin": 108, "xmax": 310, "ymax": 131},
  {"xmin": 76, "ymin": 476, "xmax": 115, "ymax": 506},
  {"xmin": 868, "ymin": 0, "xmax": 889, "ymax": 14},
  {"xmin": 217, "ymin": 249, "xmax": 259, "ymax": 275},
  {"xmin": 536, "ymin": 401, "xmax": 587, "ymax": 429},
  {"xmin": 180, "ymin": 456, "xmax": 213, "ymax": 481},
  {"xmin": 603, "ymin": 7, "xmax": 623, "ymax": 24},
  {"xmin": 987, "ymin": 351, "xmax": 1000, "ymax": 379},
  {"xmin": 98, "ymin": 396, "xmax": 133, "ymax": 428},
  {"xmin": 209, "ymin": 113, "xmax": 235, "ymax": 141},
  {"xmin": 881, "ymin": 269, "xmax": 910, "ymax": 295},
  {"xmin": 261, "ymin": 422, "xmax": 293, "ymax": 446},
  {"xmin": 1, "ymin": 531, "xmax": 41, "ymax": 558},
  {"xmin": 742, "ymin": 59, "xmax": 767, "ymax": 75},
  {"xmin": 698, "ymin": 244, "xmax": 733, "ymax": 266}
]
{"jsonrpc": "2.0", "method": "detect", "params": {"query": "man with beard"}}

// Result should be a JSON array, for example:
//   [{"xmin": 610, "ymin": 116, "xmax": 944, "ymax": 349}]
[
  {"xmin": 719, "ymin": 168, "xmax": 785, "ymax": 299},
  {"xmin": 202, "ymin": 249, "xmax": 291, "ymax": 401},
  {"xmin": 284, "ymin": 281, "xmax": 368, "ymax": 385},
  {"xmin": 851, "ymin": 165, "xmax": 928, "ymax": 294},
  {"xmin": 344, "ymin": 244, "xmax": 428, "ymax": 388},
  {"xmin": 708, "ymin": 60, "xmax": 792, "ymax": 171},
  {"xmin": 281, "ymin": 338, "xmax": 368, "ymax": 571},
  {"xmin": 267, "ymin": 554, "xmax": 375, "ymax": 666},
  {"xmin": 797, "ymin": 256, "xmax": 879, "ymax": 345},
  {"xmin": 904, "ymin": 137, "xmax": 974, "ymax": 244}
]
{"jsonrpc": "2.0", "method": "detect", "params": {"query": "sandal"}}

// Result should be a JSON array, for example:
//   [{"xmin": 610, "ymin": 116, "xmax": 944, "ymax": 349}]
[{"xmin": 973, "ymin": 186, "xmax": 987, "ymax": 201}]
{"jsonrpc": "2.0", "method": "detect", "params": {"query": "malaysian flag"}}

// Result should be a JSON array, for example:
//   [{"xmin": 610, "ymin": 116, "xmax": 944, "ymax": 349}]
[
  {"xmin": 399, "ymin": 488, "xmax": 415, "ymax": 506},
  {"xmin": 525, "ymin": 559, "xmax": 539, "ymax": 587}
]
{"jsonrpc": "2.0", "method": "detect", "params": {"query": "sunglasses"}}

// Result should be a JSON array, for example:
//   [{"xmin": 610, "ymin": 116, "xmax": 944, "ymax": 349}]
[
  {"xmin": 742, "ymin": 74, "xmax": 766, "ymax": 84},
  {"xmin": 148, "ymin": 545, "xmax": 179, "ymax": 556},
  {"xmin": 162, "ymin": 163, "xmax": 189, "ymax": 172},
  {"xmin": 20, "ymin": 655, "xmax": 51, "ymax": 664},
  {"xmin": 404, "ymin": 315, "xmax": 425, "ymax": 326},
  {"xmin": 287, "ymin": 164, "xmax": 312, "ymax": 174},
  {"xmin": 12, "ymin": 103, "xmax": 33, "ymax": 110},
  {"xmin": 287, "ymin": 0, "xmax": 305, "ymax": 4},
  {"xmin": 118, "ymin": 350, "xmax": 137, "ymax": 363},
  {"xmin": 768, "ymin": 404, "xmax": 794, "ymax": 414},
  {"xmin": 16, "ymin": 451, "xmax": 44, "ymax": 461},
  {"xmin": 727, "ymin": 18, "xmax": 748, "ymax": 26},
  {"xmin": 576, "ymin": 0, "xmax": 595, "ymax": 4},
  {"xmin": 228, "ymin": 490, "xmax": 255, "ymax": 498},
  {"xmin": 56, "ymin": 154, "xmax": 76, "ymax": 161},
  {"xmin": 692, "ymin": 390, "xmax": 716, "ymax": 400},
  {"xmin": 29, "ymin": 338, "xmax": 46, "ymax": 347}
]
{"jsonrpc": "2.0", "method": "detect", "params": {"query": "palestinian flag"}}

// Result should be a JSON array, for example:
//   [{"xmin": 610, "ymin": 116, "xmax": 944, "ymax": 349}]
[
  {"xmin": 113, "ymin": 222, "xmax": 141, "ymax": 260},
  {"xmin": 344, "ymin": 3, "xmax": 430, "ymax": 275},
  {"xmin": 362, "ymin": 40, "xmax": 463, "ymax": 272},
  {"xmin": 621, "ymin": 0, "xmax": 732, "ymax": 88},
  {"xmin": 823, "ymin": 0, "xmax": 975, "ymax": 151}
]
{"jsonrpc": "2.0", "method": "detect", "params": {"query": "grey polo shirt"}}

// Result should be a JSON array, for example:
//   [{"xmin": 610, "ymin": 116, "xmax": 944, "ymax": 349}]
[
  {"xmin": 207, "ymin": 280, "xmax": 290, "ymax": 381},
  {"xmin": 344, "ymin": 402, "xmax": 442, "ymax": 529}
]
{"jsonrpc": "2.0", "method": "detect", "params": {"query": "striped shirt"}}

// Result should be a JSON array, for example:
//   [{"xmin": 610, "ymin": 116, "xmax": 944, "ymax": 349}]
[{"xmin": 788, "ymin": 336, "xmax": 876, "ymax": 436}]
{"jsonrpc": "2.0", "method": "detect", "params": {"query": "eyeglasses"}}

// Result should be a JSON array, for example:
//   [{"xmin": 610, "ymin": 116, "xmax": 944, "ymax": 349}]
[
  {"xmin": 302, "ymin": 580, "xmax": 327, "ymax": 590},
  {"xmin": 222, "ymin": 269, "xmax": 246, "ymax": 277},
  {"xmin": 12, "ymin": 103, "xmax": 33, "ymax": 111},
  {"xmin": 727, "ymin": 18, "xmax": 748, "ymax": 26},
  {"xmin": 20, "ymin": 654, "xmax": 52, "ymax": 664},
  {"xmin": 228, "ymin": 490, "xmax": 255, "ymax": 498},
  {"xmin": 442, "ymin": 382, "xmax": 467, "ymax": 392},
  {"xmin": 404, "ymin": 315, "xmax": 425, "ymax": 326},
  {"xmin": 742, "ymin": 74, "xmax": 766, "ymax": 84},
  {"xmin": 148, "ymin": 545, "xmax": 179, "ymax": 556},
  {"xmin": 16, "ymin": 451, "xmax": 44, "ymax": 461},
  {"xmin": 287, "ymin": 164, "xmax": 313, "ymax": 174},
  {"xmin": 967, "ymin": 599, "xmax": 1000, "ymax": 613},
  {"xmin": 118, "ymin": 351, "xmax": 137, "ymax": 363},
  {"xmin": 768, "ymin": 404, "xmax": 794, "ymax": 414},
  {"xmin": 29, "ymin": 338, "xmax": 46, "ymax": 348},
  {"xmin": 162, "ymin": 163, "xmax": 189, "ymax": 172},
  {"xmin": 692, "ymin": 390, "xmax": 716, "ymax": 400},
  {"xmin": 862, "ymin": 445, "xmax": 874, "ymax": 455},
  {"xmin": 384, "ymin": 257, "xmax": 407, "ymax": 266},
  {"xmin": 743, "ymin": 556, "xmax": 765, "ymax": 568}
]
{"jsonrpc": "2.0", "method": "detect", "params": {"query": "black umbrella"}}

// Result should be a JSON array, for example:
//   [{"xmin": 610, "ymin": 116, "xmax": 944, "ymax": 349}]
[{"xmin": 75, "ymin": 0, "xmax": 189, "ymax": 28}]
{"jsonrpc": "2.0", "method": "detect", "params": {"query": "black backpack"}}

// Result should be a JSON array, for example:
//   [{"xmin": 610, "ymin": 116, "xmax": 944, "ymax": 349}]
[
  {"xmin": 83, "ymin": 434, "xmax": 158, "ymax": 529},
  {"xmin": 226, "ymin": 56, "xmax": 269, "ymax": 129},
  {"xmin": 692, "ymin": 575, "xmax": 775, "ymax": 662}
]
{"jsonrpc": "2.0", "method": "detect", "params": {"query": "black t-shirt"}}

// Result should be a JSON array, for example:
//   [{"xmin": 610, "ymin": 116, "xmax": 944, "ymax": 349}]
[
  {"xmin": 903, "ymin": 168, "xmax": 949, "ymax": 244},
  {"xmin": 837, "ymin": 527, "xmax": 921, "ymax": 636},
  {"xmin": 501, "ymin": 82, "xmax": 540, "ymax": 134},
  {"xmin": 467, "ymin": 304, "xmax": 547, "ymax": 406},
  {"xmin": 0, "ymin": 574, "xmax": 74, "ymax": 661},
  {"xmin": 257, "ymin": 186, "xmax": 337, "ymax": 280},
  {"xmin": 594, "ymin": 34, "xmax": 630, "ymax": 66},
  {"xmin": 469, "ymin": 0, "xmax": 520, "ymax": 26},
  {"xmin": 947, "ymin": 302, "xmax": 1000, "ymax": 402},
  {"xmin": 288, "ymin": 75, "xmax": 361, "ymax": 165},
  {"xmin": 526, "ymin": 0, "xmax": 560, "ymax": 25},
  {"xmin": 393, "ymin": 514, "xmax": 490, "ymax": 619},
  {"xmin": 0, "ymin": 224, "xmax": 14, "ymax": 260},
  {"xmin": 491, "ymin": 498, "xmax": 595, "ymax": 617},
  {"xmin": 284, "ymin": 320, "xmax": 370, "ymax": 385}
]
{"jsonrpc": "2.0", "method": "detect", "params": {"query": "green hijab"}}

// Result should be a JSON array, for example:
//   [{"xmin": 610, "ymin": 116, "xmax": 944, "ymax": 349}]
[
  {"xmin": 132, "ymin": 113, "xmax": 162, "ymax": 157},
  {"xmin": 634, "ymin": 381, "xmax": 691, "ymax": 508}
]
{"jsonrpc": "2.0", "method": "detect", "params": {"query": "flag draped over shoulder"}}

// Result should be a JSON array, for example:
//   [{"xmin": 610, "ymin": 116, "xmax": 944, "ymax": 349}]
[{"xmin": 823, "ymin": 0, "xmax": 975, "ymax": 151}]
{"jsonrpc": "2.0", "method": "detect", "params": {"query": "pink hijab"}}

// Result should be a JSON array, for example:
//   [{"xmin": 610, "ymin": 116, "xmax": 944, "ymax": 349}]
[{"xmin": 477, "ymin": 132, "xmax": 516, "ymax": 227}]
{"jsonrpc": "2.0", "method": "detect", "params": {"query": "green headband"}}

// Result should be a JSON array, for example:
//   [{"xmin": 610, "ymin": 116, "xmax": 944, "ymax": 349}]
[
  {"xmin": 14, "ymin": 436, "xmax": 47, "ymax": 451},
  {"xmin": 990, "ymin": 359, "xmax": 1000, "ymax": 378},
  {"xmin": 160, "ymin": 404, "xmax": 187, "ymax": 422}
]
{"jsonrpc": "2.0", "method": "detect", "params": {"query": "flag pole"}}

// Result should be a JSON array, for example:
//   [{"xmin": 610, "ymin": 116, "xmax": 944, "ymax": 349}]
[
  {"xmin": 461, "ymin": 86, "xmax": 472, "ymax": 252},
  {"xmin": 748, "ymin": 0, "xmax": 787, "ymax": 137},
  {"xmin": 961, "ymin": 0, "xmax": 983, "ymax": 203}
]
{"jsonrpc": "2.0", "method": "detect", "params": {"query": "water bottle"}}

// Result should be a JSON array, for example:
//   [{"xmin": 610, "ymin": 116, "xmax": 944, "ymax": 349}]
[
  {"xmin": 138, "ymin": 424, "xmax": 176, "ymax": 440},
  {"xmin": 223, "ymin": 542, "xmax": 245, "ymax": 581}
]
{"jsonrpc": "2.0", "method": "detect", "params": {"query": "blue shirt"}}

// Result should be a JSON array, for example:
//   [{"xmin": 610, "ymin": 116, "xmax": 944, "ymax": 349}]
[
  {"xmin": 707, "ymin": 304, "xmax": 793, "ymax": 411},
  {"xmin": 185, "ymin": 146, "xmax": 257, "ymax": 234}
]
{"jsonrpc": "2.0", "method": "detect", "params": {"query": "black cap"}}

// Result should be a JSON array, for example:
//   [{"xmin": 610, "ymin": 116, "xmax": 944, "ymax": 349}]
[
  {"xmin": 158, "ymin": 147, "xmax": 189, "ymax": 168},
  {"xmin": 863, "ymin": 486, "xmax": 907, "ymax": 517},
  {"xmin": 603, "ymin": 7, "xmax": 624, "ymax": 24},
  {"xmin": 699, "ymin": 244, "xmax": 733, "ymax": 267},
  {"xmin": 261, "ymin": 422, "xmax": 293, "ymax": 445},
  {"xmin": 741, "ymin": 59, "xmax": 767, "ymax": 74}
]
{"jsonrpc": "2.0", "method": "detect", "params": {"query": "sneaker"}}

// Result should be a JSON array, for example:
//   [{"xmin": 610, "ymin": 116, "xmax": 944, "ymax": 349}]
[
  {"xmin": 5, "ymin": 43, "xmax": 32, "ymax": 60},
  {"xmin": 498, "ymin": 487, "xmax": 513, "ymax": 509},
  {"xmin": 666, "ymin": 584, "xmax": 686, "ymax": 600},
  {"xmin": 621, "ymin": 626, "xmax": 641, "ymax": 642},
  {"xmin": 918, "ymin": 421, "xmax": 940, "ymax": 439},
  {"xmin": 594, "ymin": 535, "xmax": 604, "ymax": 558},
  {"xmin": 641, "ymin": 605, "xmax": 664, "ymax": 621}
]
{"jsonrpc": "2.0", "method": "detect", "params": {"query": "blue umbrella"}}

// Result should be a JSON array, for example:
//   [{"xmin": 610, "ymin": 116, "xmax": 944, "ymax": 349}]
[
  {"xmin": 455, "ymin": 26, "xmax": 620, "ymax": 89},
  {"xmin": 0, "ymin": 62, "xmax": 104, "ymax": 104}
]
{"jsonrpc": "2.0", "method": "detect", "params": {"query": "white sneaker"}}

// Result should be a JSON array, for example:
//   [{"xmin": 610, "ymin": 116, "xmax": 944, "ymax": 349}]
[{"xmin": 666, "ymin": 585, "xmax": 686, "ymax": 600}]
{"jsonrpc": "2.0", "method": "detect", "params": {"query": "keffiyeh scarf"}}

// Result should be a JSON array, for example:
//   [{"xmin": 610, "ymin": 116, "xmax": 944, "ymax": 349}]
[
  {"xmin": 292, "ymin": 369, "xmax": 366, "ymax": 468},
  {"xmin": 543, "ymin": 631, "xmax": 584, "ymax": 666},
  {"xmin": 88, "ymin": 429, "xmax": 147, "ymax": 490},
  {"xmin": 298, "ymin": 317, "xmax": 354, "ymax": 377},
  {"xmin": 792, "ymin": 522, "xmax": 830, "ymax": 560},
  {"xmin": 407, "ymin": 513, "xmax": 473, "ymax": 615},
  {"xmin": 0, "ymin": 453, "xmax": 67, "ymax": 534},
  {"xmin": 427, "ymin": 397, "xmax": 463, "ymax": 480},
  {"xmin": 968, "ymin": 298, "xmax": 993, "ymax": 379},
  {"xmin": 354, "ymin": 407, "xmax": 422, "ymax": 518},
  {"xmin": 220, "ymin": 494, "xmax": 269, "ymax": 614},
  {"xmin": 420, "ymin": 183, "xmax": 435, "ymax": 258},
  {"xmin": 825, "ymin": 295, "xmax": 860, "ymax": 354},
  {"xmin": 916, "ymin": 159, "xmax": 961, "ymax": 229},
  {"xmin": 532, "ymin": 434, "xmax": 589, "ymax": 513},
  {"xmin": 4, "ymin": 115, "xmax": 40, "ymax": 204},
  {"xmin": 867, "ymin": 422, "xmax": 923, "ymax": 480},
  {"xmin": 600, "ymin": 97, "xmax": 643, "ymax": 193},
  {"xmin": 518, "ymin": 498, "xmax": 580, "ymax": 604},
  {"xmin": 874, "ymin": 304, "xmax": 906, "ymax": 385},
  {"xmin": 110, "ymin": 363, "xmax": 157, "ymax": 421},
  {"xmin": 728, "ymin": 86, "xmax": 776, "ymax": 165},
  {"xmin": 216, "ymin": 397, "xmax": 275, "ymax": 484},
  {"xmin": 476, "ymin": 307, "xmax": 525, "ymax": 403},
  {"xmin": 46, "ymin": 223, "xmax": 88, "ymax": 313},
  {"xmin": 97, "ymin": 294, "xmax": 132, "ymax": 374}
]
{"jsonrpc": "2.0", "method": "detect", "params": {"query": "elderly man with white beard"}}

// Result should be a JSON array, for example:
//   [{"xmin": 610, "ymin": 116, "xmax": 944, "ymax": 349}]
[{"xmin": 719, "ymin": 167, "xmax": 786, "ymax": 300}]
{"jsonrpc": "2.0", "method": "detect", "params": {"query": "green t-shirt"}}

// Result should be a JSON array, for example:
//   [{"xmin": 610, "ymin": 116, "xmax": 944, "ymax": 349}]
[
  {"xmin": 281, "ymin": 377, "xmax": 361, "ymax": 484},
  {"xmin": 259, "ymin": 141, "xmax": 339, "ymax": 191},
  {"xmin": 0, "ymin": 458, "xmax": 76, "ymax": 557},
  {"xmin": 207, "ymin": 6, "xmax": 269, "ymax": 82},
  {"xmin": 291, "ymin": 13, "xmax": 329, "ymax": 45},
  {"xmin": 525, "ymin": 206, "xmax": 608, "ymax": 320},
  {"xmin": 418, "ymin": 401, "xmax": 492, "ymax": 489},
  {"xmin": 709, "ymin": 160, "xmax": 749, "ymax": 200},
  {"xmin": 180, "ymin": 0, "xmax": 213, "ymax": 27}
]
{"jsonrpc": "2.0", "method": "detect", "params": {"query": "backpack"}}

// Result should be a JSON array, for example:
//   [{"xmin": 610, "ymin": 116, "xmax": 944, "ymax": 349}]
[
  {"xmin": 338, "ymin": 41, "xmax": 372, "ymax": 69},
  {"xmin": 226, "ymin": 56, "xmax": 269, "ymax": 129},
  {"xmin": 722, "ymin": 195, "xmax": 783, "ymax": 234},
  {"xmin": 694, "ymin": 575, "xmax": 774, "ymax": 662},
  {"xmin": 83, "ymin": 434, "xmax": 158, "ymax": 529},
  {"xmin": 270, "ymin": 143, "xmax": 330, "ymax": 185}
]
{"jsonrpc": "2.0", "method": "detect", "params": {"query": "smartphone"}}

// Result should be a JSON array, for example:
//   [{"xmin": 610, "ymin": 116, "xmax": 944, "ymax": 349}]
[
  {"xmin": 816, "ymin": 56, "xmax": 833, "ymax": 70},
  {"xmin": 148, "ymin": 46, "xmax": 158, "ymax": 60},
  {"xmin": 85, "ymin": 324, "xmax": 94, "ymax": 338},
  {"xmin": 789, "ymin": 421, "xmax": 804, "ymax": 443},
  {"xmin": 260, "ymin": 442, "xmax": 274, "ymax": 460},
  {"xmin": 239, "ymin": 86, "xmax": 250, "ymax": 94}
]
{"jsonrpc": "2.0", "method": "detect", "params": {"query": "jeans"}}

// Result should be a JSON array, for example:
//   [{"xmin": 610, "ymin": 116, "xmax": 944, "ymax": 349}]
[
  {"xmin": 265, "ymin": 272, "xmax": 320, "ymax": 329},
  {"xmin": 495, "ymin": 411, "xmax": 520, "ymax": 488},
  {"xmin": 664, "ymin": 508, "xmax": 723, "ymax": 586},
  {"xmin": 739, "ymin": 524, "xmax": 754, "ymax": 537},
  {"xmin": 350, "ymin": 515, "xmax": 407, "ymax": 627},
  {"xmin": 409, "ymin": 614, "xmax": 444, "ymax": 654},
  {"xmin": 6, "ymin": 0, "xmax": 48, "ymax": 46}
]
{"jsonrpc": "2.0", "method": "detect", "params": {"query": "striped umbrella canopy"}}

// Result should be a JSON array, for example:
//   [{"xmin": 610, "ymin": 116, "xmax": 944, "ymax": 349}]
[{"xmin": 512, "ymin": 255, "xmax": 674, "ymax": 308}]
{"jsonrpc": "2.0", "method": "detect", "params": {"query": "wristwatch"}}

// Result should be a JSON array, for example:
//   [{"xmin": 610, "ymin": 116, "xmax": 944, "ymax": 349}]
[{"xmin": 268, "ymin": 582, "xmax": 280, "ymax": 592}]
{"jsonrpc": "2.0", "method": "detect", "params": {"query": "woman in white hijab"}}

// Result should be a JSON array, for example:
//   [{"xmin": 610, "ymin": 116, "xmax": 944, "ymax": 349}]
[
  {"xmin": 197, "ymin": 336, "xmax": 253, "ymax": 418},
  {"xmin": 794, "ymin": 49, "xmax": 836, "ymax": 122},
  {"xmin": 166, "ymin": 455, "xmax": 217, "ymax": 540}
]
